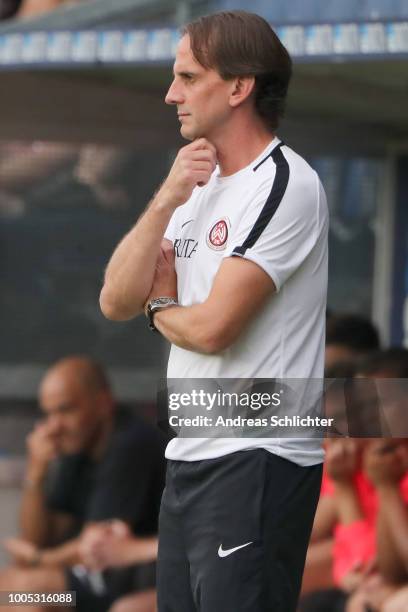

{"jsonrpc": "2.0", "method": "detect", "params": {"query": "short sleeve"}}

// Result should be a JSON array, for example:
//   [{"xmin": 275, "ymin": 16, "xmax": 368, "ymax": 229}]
[
  {"xmin": 225, "ymin": 160, "xmax": 326, "ymax": 293},
  {"xmin": 84, "ymin": 424, "xmax": 166, "ymax": 534}
]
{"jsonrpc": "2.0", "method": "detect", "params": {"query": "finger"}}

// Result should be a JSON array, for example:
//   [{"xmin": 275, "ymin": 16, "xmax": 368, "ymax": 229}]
[
  {"xmin": 110, "ymin": 520, "xmax": 128, "ymax": 538},
  {"xmin": 162, "ymin": 238, "xmax": 173, "ymax": 250},
  {"xmin": 190, "ymin": 150, "xmax": 217, "ymax": 166},
  {"xmin": 84, "ymin": 553, "xmax": 99, "ymax": 571},
  {"xmin": 190, "ymin": 161, "xmax": 214, "ymax": 174},
  {"xmin": 190, "ymin": 149, "xmax": 216, "ymax": 161},
  {"xmin": 194, "ymin": 171, "xmax": 213, "ymax": 187},
  {"xmin": 161, "ymin": 240, "xmax": 175, "ymax": 257},
  {"xmin": 155, "ymin": 250, "xmax": 166, "ymax": 268},
  {"xmin": 162, "ymin": 245, "xmax": 175, "ymax": 266},
  {"xmin": 159, "ymin": 240, "xmax": 174, "ymax": 260},
  {"xmin": 190, "ymin": 138, "xmax": 217, "ymax": 156},
  {"xmin": 90, "ymin": 548, "xmax": 106, "ymax": 568}
]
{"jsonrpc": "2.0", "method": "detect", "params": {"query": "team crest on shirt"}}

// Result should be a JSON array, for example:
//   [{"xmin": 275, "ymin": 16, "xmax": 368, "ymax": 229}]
[{"xmin": 206, "ymin": 217, "xmax": 230, "ymax": 251}]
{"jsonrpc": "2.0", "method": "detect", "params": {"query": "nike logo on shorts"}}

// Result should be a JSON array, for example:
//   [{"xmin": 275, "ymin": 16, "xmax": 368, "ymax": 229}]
[{"xmin": 218, "ymin": 541, "xmax": 253, "ymax": 558}]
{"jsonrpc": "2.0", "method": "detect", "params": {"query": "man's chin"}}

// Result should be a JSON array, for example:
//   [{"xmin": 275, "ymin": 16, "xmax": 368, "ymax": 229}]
[
  {"xmin": 180, "ymin": 126, "xmax": 194, "ymax": 141},
  {"xmin": 180, "ymin": 124, "xmax": 203, "ymax": 142}
]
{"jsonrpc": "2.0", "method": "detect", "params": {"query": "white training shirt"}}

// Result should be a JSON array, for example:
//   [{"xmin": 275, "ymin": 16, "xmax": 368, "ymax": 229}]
[{"xmin": 164, "ymin": 137, "xmax": 329, "ymax": 466}]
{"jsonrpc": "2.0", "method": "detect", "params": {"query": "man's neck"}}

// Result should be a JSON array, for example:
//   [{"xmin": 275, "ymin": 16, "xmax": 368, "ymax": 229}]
[{"xmin": 212, "ymin": 120, "xmax": 276, "ymax": 177}]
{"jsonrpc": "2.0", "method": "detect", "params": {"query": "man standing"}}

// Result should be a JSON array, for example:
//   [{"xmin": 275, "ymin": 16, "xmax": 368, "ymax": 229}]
[{"xmin": 100, "ymin": 11, "xmax": 328, "ymax": 611}]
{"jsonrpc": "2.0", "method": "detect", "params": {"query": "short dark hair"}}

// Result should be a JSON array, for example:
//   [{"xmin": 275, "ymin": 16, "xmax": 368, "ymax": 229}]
[
  {"xmin": 357, "ymin": 348, "xmax": 408, "ymax": 378},
  {"xmin": 181, "ymin": 11, "xmax": 292, "ymax": 131},
  {"xmin": 326, "ymin": 314, "xmax": 380, "ymax": 353}
]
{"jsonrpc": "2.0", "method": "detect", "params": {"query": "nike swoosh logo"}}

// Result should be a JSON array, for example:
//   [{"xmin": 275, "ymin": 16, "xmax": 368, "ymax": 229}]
[
  {"xmin": 218, "ymin": 541, "xmax": 253, "ymax": 558},
  {"xmin": 181, "ymin": 219, "xmax": 194, "ymax": 229}
]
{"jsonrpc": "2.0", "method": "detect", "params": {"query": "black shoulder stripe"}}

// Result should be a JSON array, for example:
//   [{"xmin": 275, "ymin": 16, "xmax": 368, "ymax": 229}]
[
  {"xmin": 232, "ymin": 144, "xmax": 289, "ymax": 256},
  {"xmin": 252, "ymin": 140, "xmax": 285, "ymax": 172}
]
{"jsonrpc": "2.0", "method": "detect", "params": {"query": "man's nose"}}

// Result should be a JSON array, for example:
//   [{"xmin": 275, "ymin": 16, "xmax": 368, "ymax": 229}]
[{"xmin": 165, "ymin": 80, "xmax": 183, "ymax": 105}]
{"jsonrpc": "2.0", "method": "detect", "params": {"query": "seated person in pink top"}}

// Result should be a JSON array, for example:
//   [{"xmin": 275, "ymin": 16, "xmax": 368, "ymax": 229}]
[
  {"xmin": 300, "ymin": 439, "xmax": 408, "ymax": 612},
  {"xmin": 322, "ymin": 440, "xmax": 408, "ymax": 590},
  {"xmin": 345, "ymin": 439, "xmax": 408, "ymax": 612},
  {"xmin": 345, "ymin": 348, "xmax": 408, "ymax": 612},
  {"xmin": 325, "ymin": 349, "xmax": 408, "ymax": 591}
]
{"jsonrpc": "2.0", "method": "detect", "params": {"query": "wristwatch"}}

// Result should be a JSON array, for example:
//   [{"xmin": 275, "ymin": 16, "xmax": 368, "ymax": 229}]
[{"xmin": 146, "ymin": 297, "xmax": 178, "ymax": 331}]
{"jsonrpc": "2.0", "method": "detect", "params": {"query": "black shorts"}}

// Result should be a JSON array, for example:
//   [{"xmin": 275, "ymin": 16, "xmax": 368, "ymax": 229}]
[{"xmin": 157, "ymin": 449, "xmax": 322, "ymax": 612}]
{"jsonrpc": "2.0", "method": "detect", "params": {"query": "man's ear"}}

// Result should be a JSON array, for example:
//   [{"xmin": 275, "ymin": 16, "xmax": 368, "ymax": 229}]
[{"xmin": 229, "ymin": 76, "xmax": 256, "ymax": 108}]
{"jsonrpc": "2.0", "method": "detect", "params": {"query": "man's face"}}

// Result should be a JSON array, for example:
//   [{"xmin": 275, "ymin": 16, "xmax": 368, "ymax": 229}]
[
  {"xmin": 39, "ymin": 374, "xmax": 105, "ymax": 455},
  {"xmin": 165, "ymin": 35, "xmax": 235, "ymax": 141}
]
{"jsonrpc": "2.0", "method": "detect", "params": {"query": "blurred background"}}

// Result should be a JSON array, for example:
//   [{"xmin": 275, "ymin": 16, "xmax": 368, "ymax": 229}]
[{"xmin": 0, "ymin": 1, "xmax": 407, "ymax": 607}]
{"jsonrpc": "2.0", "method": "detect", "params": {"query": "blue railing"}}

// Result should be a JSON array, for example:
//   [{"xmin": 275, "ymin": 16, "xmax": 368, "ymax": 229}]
[{"xmin": 0, "ymin": 19, "xmax": 407, "ymax": 69}]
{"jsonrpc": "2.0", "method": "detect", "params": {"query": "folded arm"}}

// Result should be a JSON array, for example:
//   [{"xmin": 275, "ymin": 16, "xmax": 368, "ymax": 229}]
[
  {"xmin": 153, "ymin": 257, "xmax": 275, "ymax": 354},
  {"xmin": 100, "ymin": 138, "xmax": 217, "ymax": 321}
]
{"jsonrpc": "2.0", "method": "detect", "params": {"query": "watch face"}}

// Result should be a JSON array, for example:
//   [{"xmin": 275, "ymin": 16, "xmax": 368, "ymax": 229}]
[
  {"xmin": 152, "ymin": 298, "xmax": 175, "ymax": 308},
  {"xmin": 148, "ymin": 297, "xmax": 177, "ymax": 331}
]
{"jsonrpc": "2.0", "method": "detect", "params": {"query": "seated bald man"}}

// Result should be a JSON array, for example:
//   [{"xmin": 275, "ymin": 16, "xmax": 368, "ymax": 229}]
[{"xmin": 0, "ymin": 356, "xmax": 166, "ymax": 612}]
